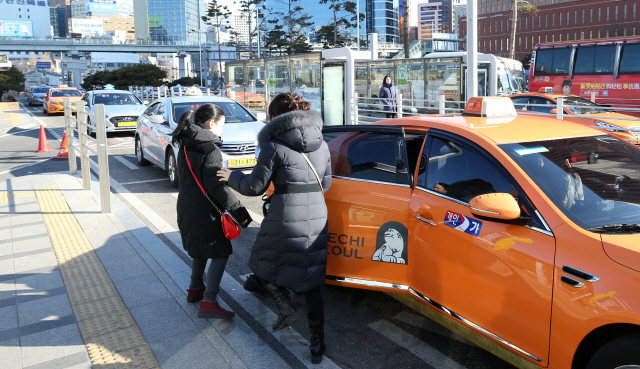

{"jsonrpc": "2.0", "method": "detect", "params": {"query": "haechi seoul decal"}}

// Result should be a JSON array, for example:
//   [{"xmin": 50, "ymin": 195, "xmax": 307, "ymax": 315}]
[{"xmin": 371, "ymin": 221, "xmax": 408, "ymax": 265}]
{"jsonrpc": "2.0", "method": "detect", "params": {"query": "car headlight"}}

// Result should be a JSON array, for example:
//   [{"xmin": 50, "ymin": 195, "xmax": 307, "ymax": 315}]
[{"xmin": 594, "ymin": 121, "xmax": 624, "ymax": 132}]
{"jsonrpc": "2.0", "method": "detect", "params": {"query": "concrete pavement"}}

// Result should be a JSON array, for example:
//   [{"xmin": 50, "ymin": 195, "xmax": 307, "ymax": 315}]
[{"xmin": 0, "ymin": 171, "xmax": 323, "ymax": 369}]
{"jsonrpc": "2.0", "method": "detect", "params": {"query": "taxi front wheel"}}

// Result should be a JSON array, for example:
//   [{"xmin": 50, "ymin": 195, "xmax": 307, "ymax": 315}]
[
  {"xmin": 135, "ymin": 137, "xmax": 150, "ymax": 167},
  {"xmin": 166, "ymin": 150, "xmax": 179, "ymax": 188},
  {"xmin": 586, "ymin": 334, "xmax": 640, "ymax": 369}
]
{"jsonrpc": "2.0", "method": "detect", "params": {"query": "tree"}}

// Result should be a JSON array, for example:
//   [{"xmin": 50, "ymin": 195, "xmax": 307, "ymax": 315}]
[
  {"xmin": 403, "ymin": 0, "xmax": 410, "ymax": 58},
  {"xmin": 81, "ymin": 70, "xmax": 110, "ymax": 90},
  {"xmin": 316, "ymin": 24, "xmax": 348, "ymax": 48},
  {"xmin": 238, "ymin": 0, "xmax": 261, "ymax": 59},
  {"xmin": 520, "ymin": 54, "xmax": 532, "ymax": 70},
  {"xmin": 319, "ymin": 0, "xmax": 364, "ymax": 47},
  {"xmin": 509, "ymin": 1, "xmax": 538, "ymax": 59},
  {"xmin": 81, "ymin": 65, "xmax": 166, "ymax": 90},
  {"xmin": 268, "ymin": 0, "xmax": 314, "ymax": 55},
  {"xmin": 0, "ymin": 67, "xmax": 25, "ymax": 98},
  {"xmin": 202, "ymin": 0, "xmax": 233, "ymax": 79},
  {"xmin": 172, "ymin": 77, "xmax": 200, "ymax": 86}
]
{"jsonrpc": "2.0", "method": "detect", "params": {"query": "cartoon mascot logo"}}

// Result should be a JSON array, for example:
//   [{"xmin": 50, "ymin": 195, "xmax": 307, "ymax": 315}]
[{"xmin": 372, "ymin": 221, "xmax": 408, "ymax": 265}]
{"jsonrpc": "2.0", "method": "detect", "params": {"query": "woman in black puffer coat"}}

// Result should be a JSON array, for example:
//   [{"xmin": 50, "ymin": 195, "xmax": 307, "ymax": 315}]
[
  {"xmin": 218, "ymin": 93, "xmax": 331, "ymax": 364},
  {"xmin": 171, "ymin": 103, "xmax": 251, "ymax": 320}
]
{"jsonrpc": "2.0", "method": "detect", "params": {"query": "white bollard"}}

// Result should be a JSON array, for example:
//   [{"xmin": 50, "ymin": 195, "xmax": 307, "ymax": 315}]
[
  {"xmin": 438, "ymin": 95, "xmax": 446, "ymax": 114},
  {"xmin": 396, "ymin": 93, "xmax": 403, "ymax": 118},
  {"xmin": 556, "ymin": 97, "xmax": 564, "ymax": 120}
]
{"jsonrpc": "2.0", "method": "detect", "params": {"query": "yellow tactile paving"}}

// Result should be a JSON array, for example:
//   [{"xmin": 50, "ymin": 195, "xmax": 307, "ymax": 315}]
[
  {"xmin": 0, "ymin": 191, "xmax": 35, "ymax": 204},
  {"xmin": 8, "ymin": 112, "xmax": 21, "ymax": 126},
  {"xmin": 34, "ymin": 186, "xmax": 160, "ymax": 369}
]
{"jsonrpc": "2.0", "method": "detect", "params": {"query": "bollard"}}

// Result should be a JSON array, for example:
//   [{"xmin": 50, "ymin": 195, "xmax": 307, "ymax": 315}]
[
  {"xmin": 95, "ymin": 104, "xmax": 111, "ymax": 213},
  {"xmin": 396, "ymin": 93, "xmax": 403, "ymax": 118},
  {"xmin": 556, "ymin": 97, "xmax": 564, "ymax": 120},
  {"xmin": 67, "ymin": 101, "xmax": 77, "ymax": 174},
  {"xmin": 78, "ymin": 103, "xmax": 90, "ymax": 190},
  {"xmin": 438, "ymin": 95, "xmax": 446, "ymax": 114}
]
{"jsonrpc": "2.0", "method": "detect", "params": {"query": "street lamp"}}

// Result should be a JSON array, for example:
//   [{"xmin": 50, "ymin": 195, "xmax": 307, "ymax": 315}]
[{"xmin": 190, "ymin": 29, "xmax": 204, "ymax": 86}]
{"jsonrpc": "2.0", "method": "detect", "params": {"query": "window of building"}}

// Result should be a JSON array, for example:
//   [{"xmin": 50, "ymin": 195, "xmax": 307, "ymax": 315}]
[
  {"xmin": 552, "ymin": 13, "xmax": 555, "ymax": 27},
  {"xmin": 501, "ymin": 19, "xmax": 503, "ymax": 32},
  {"xmin": 567, "ymin": 33, "xmax": 569, "ymax": 40},
  {"xmin": 495, "ymin": 20, "xmax": 498, "ymax": 32},
  {"xmin": 574, "ymin": 32, "xmax": 577, "ymax": 40},
  {"xmin": 106, "ymin": 63, "xmax": 114, "ymax": 67},
  {"xmin": 525, "ymin": 17, "xmax": 528, "ymax": 29},
  {"xmin": 598, "ymin": 8, "xmax": 601, "ymax": 22},
  {"xmin": 624, "ymin": 4, "xmax": 627, "ymax": 19},
  {"xmin": 574, "ymin": 45, "xmax": 616, "ymax": 74},
  {"xmin": 624, "ymin": 28, "xmax": 627, "ymax": 36},
  {"xmin": 574, "ymin": 10, "xmax": 577, "ymax": 25},
  {"xmin": 559, "ymin": 34, "xmax": 561, "ymax": 41},
  {"xmin": 545, "ymin": 35, "xmax": 548, "ymax": 42},
  {"xmin": 598, "ymin": 30, "xmax": 601, "ymax": 38},
  {"xmin": 606, "ymin": 29, "xmax": 610, "ymax": 37},
  {"xmin": 615, "ymin": 5, "xmax": 618, "ymax": 20},
  {"xmin": 590, "ymin": 31, "xmax": 593, "ymax": 38},
  {"xmin": 531, "ymin": 16, "xmax": 535, "ymax": 29},
  {"xmin": 552, "ymin": 34, "xmax": 555, "ymax": 42},
  {"xmin": 532, "ymin": 36, "xmax": 534, "ymax": 47},
  {"xmin": 620, "ymin": 44, "xmax": 640, "ymax": 74},
  {"xmin": 525, "ymin": 37, "xmax": 527, "ymax": 49},
  {"xmin": 519, "ymin": 18, "xmax": 522, "ymax": 30},
  {"xmin": 615, "ymin": 29, "xmax": 618, "ymax": 37},
  {"xmin": 582, "ymin": 9, "xmax": 585, "ymax": 24},
  {"xmin": 634, "ymin": 3, "xmax": 637, "ymax": 18},
  {"xmin": 545, "ymin": 14, "xmax": 548, "ymax": 27},
  {"xmin": 483, "ymin": 22, "xmax": 486, "ymax": 34},
  {"xmin": 559, "ymin": 12, "xmax": 562, "ymax": 26},
  {"xmin": 607, "ymin": 7, "xmax": 609, "ymax": 21},
  {"xmin": 590, "ymin": 9, "xmax": 593, "ymax": 23}
]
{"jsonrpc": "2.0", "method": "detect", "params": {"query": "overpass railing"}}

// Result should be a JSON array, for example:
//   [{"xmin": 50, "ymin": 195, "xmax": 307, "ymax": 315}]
[
  {"xmin": 0, "ymin": 37, "xmax": 205, "ymax": 47},
  {"xmin": 63, "ymin": 98, "xmax": 111, "ymax": 213}
]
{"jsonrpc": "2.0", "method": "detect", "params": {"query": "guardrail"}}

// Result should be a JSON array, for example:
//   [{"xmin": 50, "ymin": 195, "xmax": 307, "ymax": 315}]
[
  {"xmin": 354, "ymin": 94, "xmax": 465, "ymax": 124},
  {"xmin": 63, "ymin": 98, "xmax": 111, "ymax": 213},
  {"xmin": 129, "ymin": 86, "xmax": 220, "ymax": 103}
]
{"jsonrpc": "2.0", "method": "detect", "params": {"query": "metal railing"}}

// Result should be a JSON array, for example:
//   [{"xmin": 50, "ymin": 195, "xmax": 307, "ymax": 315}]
[
  {"xmin": 129, "ymin": 86, "xmax": 220, "ymax": 103},
  {"xmin": 354, "ymin": 93, "xmax": 465, "ymax": 124},
  {"xmin": 63, "ymin": 98, "xmax": 111, "ymax": 213}
]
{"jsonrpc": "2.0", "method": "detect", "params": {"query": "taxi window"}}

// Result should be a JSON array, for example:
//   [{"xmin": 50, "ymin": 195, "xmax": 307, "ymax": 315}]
[
  {"xmin": 420, "ymin": 136, "xmax": 517, "ymax": 203},
  {"xmin": 530, "ymin": 98, "xmax": 554, "ymax": 114},
  {"xmin": 145, "ymin": 103, "xmax": 160, "ymax": 116},
  {"xmin": 324, "ymin": 131, "xmax": 409, "ymax": 185},
  {"xmin": 172, "ymin": 102, "xmax": 256, "ymax": 123},
  {"xmin": 511, "ymin": 97, "xmax": 530, "ymax": 110}
]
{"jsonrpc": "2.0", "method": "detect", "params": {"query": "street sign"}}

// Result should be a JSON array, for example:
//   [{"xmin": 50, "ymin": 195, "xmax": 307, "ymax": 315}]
[{"xmin": 36, "ymin": 62, "xmax": 51, "ymax": 69}]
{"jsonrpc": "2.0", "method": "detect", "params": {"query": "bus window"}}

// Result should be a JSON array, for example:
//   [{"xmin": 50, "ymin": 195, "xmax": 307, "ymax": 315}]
[
  {"xmin": 534, "ymin": 48, "xmax": 571, "ymax": 75},
  {"xmin": 620, "ymin": 44, "xmax": 640, "ymax": 74},
  {"xmin": 574, "ymin": 45, "xmax": 616, "ymax": 75}
]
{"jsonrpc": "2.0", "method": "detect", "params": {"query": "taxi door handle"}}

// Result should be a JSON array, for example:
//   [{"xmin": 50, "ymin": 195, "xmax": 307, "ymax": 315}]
[{"xmin": 415, "ymin": 214, "xmax": 437, "ymax": 226}]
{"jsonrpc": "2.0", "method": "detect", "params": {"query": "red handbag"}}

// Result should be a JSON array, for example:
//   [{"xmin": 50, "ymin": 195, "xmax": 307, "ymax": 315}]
[{"xmin": 183, "ymin": 145, "xmax": 241, "ymax": 240}]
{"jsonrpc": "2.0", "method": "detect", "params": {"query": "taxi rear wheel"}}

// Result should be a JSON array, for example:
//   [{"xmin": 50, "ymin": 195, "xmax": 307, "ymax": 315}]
[
  {"xmin": 135, "ymin": 136, "xmax": 150, "ymax": 166},
  {"xmin": 166, "ymin": 150, "xmax": 179, "ymax": 188},
  {"xmin": 586, "ymin": 334, "xmax": 640, "ymax": 369}
]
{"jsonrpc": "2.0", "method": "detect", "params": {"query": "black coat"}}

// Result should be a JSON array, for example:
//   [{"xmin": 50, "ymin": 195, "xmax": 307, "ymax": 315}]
[
  {"xmin": 379, "ymin": 83, "xmax": 397, "ymax": 112},
  {"xmin": 227, "ymin": 110, "xmax": 332, "ymax": 293},
  {"xmin": 176, "ymin": 124, "xmax": 251, "ymax": 259}
]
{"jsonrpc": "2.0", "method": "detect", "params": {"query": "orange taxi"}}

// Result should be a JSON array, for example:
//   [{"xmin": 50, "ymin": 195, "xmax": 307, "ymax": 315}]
[
  {"xmin": 226, "ymin": 84, "xmax": 266, "ymax": 109},
  {"xmin": 510, "ymin": 89, "xmax": 640, "ymax": 145},
  {"xmin": 43, "ymin": 86, "xmax": 83, "ymax": 116},
  {"xmin": 320, "ymin": 97, "xmax": 640, "ymax": 369}
]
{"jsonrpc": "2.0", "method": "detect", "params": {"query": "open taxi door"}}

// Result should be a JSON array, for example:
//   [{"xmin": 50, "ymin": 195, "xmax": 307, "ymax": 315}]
[{"xmin": 322, "ymin": 125, "xmax": 416, "ymax": 294}]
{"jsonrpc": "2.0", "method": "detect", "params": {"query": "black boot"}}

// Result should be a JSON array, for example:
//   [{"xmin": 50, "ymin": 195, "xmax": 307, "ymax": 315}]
[
  {"xmin": 243, "ymin": 274, "xmax": 268, "ymax": 295},
  {"xmin": 263, "ymin": 282, "xmax": 300, "ymax": 332},
  {"xmin": 309, "ymin": 317, "xmax": 326, "ymax": 364}
]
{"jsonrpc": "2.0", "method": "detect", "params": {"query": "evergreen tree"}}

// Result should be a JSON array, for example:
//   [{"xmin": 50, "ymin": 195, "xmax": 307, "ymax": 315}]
[
  {"xmin": 202, "ymin": 0, "xmax": 233, "ymax": 78},
  {"xmin": 318, "ymin": 0, "xmax": 364, "ymax": 47},
  {"xmin": 267, "ymin": 0, "xmax": 313, "ymax": 55},
  {"xmin": 0, "ymin": 67, "xmax": 25, "ymax": 98},
  {"xmin": 238, "ymin": 0, "xmax": 261, "ymax": 59}
]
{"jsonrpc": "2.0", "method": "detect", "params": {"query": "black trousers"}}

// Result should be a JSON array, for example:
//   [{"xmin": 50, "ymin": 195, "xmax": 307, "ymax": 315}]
[
  {"xmin": 303, "ymin": 288, "xmax": 324, "ymax": 322},
  {"xmin": 386, "ymin": 113, "xmax": 397, "ymax": 118}
]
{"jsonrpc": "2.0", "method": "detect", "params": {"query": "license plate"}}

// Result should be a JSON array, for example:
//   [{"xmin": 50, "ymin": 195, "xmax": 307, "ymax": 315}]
[
  {"xmin": 118, "ymin": 122, "xmax": 137, "ymax": 127},
  {"xmin": 228, "ymin": 158, "xmax": 257, "ymax": 167}
]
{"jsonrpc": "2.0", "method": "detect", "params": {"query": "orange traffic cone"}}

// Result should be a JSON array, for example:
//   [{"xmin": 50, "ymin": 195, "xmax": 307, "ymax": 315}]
[
  {"xmin": 55, "ymin": 132, "xmax": 68, "ymax": 159},
  {"xmin": 34, "ymin": 125, "xmax": 52, "ymax": 153}
]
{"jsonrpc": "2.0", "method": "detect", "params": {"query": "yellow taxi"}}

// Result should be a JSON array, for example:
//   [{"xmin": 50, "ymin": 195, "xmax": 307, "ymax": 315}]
[
  {"xmin": 43, "ymin": 86, "xmax": 83, "ymax": 116},
  {"xmin": 320, "ymin": 97, "xmax": 640, "ymax": 369},
  {"xmin": 510, "ymin": 89, "xmax": 640, "ymax": 145}
]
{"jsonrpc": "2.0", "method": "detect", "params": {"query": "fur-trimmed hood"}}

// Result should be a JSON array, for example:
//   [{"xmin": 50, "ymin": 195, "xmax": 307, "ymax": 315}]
[{"xmin": 258, "ymin": 110, "xmax": 324, "ymax": 153}]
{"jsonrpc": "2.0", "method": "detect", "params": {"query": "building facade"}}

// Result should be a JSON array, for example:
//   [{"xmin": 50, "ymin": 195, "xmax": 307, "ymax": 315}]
[
  {"xmin": 71, "ymin": 0, "xmax": 86, "ymax": 19},
  {"xmin": 459, "ymin": 0, "xmax": 640, "ymax": 60},
  {"xmin": 147, "ymin": 0, "xmax": 204, "ymax": 44},
  {"xmin": 417, "ymin": 2, "xmax": 443, "ymax": 39},
  {"xmin": 367, "ymin": 0, "xmax": 400, "ymax": 43},
  {"xmin": 50, "ymin": 6, "xmax": 69, "ymax": 37},
  {"xmin": 0, "ymin": 2, "xmax": 52, "ymax": 39}
]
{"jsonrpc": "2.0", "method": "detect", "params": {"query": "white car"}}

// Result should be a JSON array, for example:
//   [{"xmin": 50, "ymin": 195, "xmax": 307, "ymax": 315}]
[
  {"xmin": 81, "ymin": 89, "xmax": 148, "ymax": 135},
  {"xmin": 135, "ymin": 94, "xmax": 266, "ymax": 187}
]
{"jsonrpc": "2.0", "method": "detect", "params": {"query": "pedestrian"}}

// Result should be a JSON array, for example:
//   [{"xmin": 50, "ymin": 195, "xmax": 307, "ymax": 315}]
[
  {"xmin": 379, "ymin": 75, "xmax": 397, "ymax": 118},
  {"xmin": 217, "ymin": 93, "xmax": 332, "ymax": 364},
  {"xmin": 170, "ymin": 104, "xmax": 252, "ymax": 320}
]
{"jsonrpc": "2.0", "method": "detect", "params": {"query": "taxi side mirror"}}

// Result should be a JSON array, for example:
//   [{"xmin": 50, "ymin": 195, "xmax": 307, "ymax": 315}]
[
  {"xmin": 148, "ymin": 115, "xmax": 165, "ymax": 124},
  {"xmin": 549, "ymin": 108, "xmax": 557, "ymax": 114},
  {"xmin": 469, "ymin": 193, "xmax": 520, "ymax": 220}
]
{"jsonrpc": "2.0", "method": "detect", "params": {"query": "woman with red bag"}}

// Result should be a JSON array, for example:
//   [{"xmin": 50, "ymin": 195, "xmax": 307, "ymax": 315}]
[{"xmin": 170, "ymin": 103, "xmax": 252, "ymax": 319}]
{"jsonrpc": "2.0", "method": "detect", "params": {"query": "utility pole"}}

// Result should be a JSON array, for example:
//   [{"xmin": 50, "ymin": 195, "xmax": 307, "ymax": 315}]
[
  {"xmin": 467, "ymin": 0, "xmax": 478, "ymax": 98},
  {"xmin": 356, "ymin": 0, "xmax": 360, "ymax": 50},
  {"xmin": 403, "ymin": 0, "xmax": 410, "ymax": 57},
  {"xmin": 509, "ymin": 0, "xmax": 518, "ymax": 60}
]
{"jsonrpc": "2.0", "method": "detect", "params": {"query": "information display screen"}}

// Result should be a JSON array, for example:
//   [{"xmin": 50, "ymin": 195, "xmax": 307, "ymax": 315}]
[{"xmin": 0, "ymin": 20, "xmax": 33, "ymax": 38}]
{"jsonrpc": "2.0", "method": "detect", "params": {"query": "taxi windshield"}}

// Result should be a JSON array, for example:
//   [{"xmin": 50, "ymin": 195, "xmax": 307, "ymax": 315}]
[
  {"xmin": 93, "ymin": 93, "xmax": 142, "ymax": 105},
  {"xmin": 501, "ymin": 136, "xmax": 640, "ymax": 231},
  {"xmin": 563, "ymin": 97, "xmax": 609, "ymax": 115},
  {"xmin": 172, "ymin": 102, "xmax": 256, "ymax": 123},
  {"xmin": 33, "ymin": 87, "xmax": 50, "ymax": 93},
  {"xmin": 50, "ymin": 89, "xmax": 82, "ymax": 97}
]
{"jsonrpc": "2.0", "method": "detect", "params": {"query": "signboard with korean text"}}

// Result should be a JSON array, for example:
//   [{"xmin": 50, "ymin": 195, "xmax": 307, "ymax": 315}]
[
  {"xmin": 0, "ymin": 20, "xmax": 33, "ymax": 37},
  {"xmin": 85, "ymin": 0, "xmax": 117, "ymax": 13},
  {"xmin": 36, "ymin": 62, "xmax": 51, "ymax": 69},
  {"xmin": 71, "ymin": 18, "xmax": 104, "ymax": 35}
]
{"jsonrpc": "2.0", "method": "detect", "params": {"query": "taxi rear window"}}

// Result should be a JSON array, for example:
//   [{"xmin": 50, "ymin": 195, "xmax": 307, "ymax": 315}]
[
  {"xmin": 172, "ymin": 102, "xmax": 256, "ymax": 123},
  {"xmin": 50, "ymin": 89, "xmax": 82, "ymax": 97}
]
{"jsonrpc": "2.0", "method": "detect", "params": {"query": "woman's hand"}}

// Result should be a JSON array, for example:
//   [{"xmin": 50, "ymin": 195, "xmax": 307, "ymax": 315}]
[{"xmin": 217, "ymin": 168, "xmax": 232, "ymax": 182}]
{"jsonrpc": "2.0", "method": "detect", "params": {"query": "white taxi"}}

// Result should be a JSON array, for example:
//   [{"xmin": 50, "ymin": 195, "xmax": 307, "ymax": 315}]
[{"xmin": 135, "ymin": 87, "xmax": 265, "ymax": 187}]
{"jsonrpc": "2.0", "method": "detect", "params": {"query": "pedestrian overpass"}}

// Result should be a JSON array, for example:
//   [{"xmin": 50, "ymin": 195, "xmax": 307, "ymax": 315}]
[{"xmin": 0, "ymin": 38, "xmax": 203, "ymax": 53}]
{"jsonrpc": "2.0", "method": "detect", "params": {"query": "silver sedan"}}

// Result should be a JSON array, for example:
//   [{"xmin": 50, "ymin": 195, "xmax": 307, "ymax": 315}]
[
  {"xmin": 82, "ymin": 90, "xmax": 148, "ymax": 135},
  {"xmin": 135, "ymin": 96, "xmax": 265, "ymax": 187}
]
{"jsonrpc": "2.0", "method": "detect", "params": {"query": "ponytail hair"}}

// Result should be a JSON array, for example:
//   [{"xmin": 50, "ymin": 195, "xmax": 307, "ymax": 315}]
[
  {"xmin": 268, "ymin": 93, "xmax": 311, "ymax": 120},
  {"xmin": 170, "ymin": 103, "xmax": 225, "ymax": 145}
]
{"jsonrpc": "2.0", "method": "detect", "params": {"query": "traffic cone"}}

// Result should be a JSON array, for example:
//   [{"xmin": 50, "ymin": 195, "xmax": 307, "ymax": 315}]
[
  {"xmin": 55, "ymin": 132, "xmax": 68, "ymax": 159},
  {"xmin": 34, "ymin": 125, "xmax": 52, "ymax": 153}
]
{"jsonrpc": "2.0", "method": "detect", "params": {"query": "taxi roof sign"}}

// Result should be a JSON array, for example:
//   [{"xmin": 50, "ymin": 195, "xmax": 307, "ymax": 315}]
[
  {"xmin": 539, "ymin": 87, "xmax": 554, "ymax": 93},
  {"xmin": 104, "ymin": 84, "xmax": 115, "ymax": 90},
  {"xmin": 462, "ymin": 97, "xmax": 517, "ymax": 118},
  {"xmin": 186, "ymin": 86, "xmax": 203, "ymax": 96}
]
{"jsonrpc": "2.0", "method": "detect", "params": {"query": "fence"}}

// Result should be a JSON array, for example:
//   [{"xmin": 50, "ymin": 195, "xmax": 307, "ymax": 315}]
[
  {"xmin": 129, "ymin": 86, "xmax": 220, "ymax": 104},
  {"xmin": 354, "ymin": 94, "xmax": 465, "ymax": 124},
  {"xmin": 63, "ymin": 98, "xmax": 111, "ymax": 213}
]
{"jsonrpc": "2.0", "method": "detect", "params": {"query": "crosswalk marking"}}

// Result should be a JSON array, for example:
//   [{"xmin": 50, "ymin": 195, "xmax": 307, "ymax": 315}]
[
  {"xmin": 113, "ymin": 155, "xmax": 139, "ymax": 170},
  {"xmin": 369, "ymin": 320, "xmax": 470, "ymax": 369}
]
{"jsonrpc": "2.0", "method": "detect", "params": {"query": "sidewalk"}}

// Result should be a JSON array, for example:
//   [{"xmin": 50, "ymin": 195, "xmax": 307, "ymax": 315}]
[
  {"xmin": 0, "ymin": 172, "xmax": 317, "ymax": 369},
  {"xmin": 0, "ymin": 108, "xmax": 40, "ymax": 135}
]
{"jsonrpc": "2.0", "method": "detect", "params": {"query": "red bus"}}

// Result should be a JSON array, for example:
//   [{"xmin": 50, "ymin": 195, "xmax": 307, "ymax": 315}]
[{"xmin": 529, "ymin": 37, "xmax": 640, "ymax": 115}]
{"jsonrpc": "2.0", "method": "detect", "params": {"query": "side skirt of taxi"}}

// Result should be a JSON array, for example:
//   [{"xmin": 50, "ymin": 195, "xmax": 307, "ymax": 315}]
[{"xmin": 327, "ymin": 275, "xmax": 543, "ymax": 369}]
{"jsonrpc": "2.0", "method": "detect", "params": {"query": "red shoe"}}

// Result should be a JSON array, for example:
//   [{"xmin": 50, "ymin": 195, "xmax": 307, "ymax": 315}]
[
  {"xmin": 187, "ymin": 287, "xmax": 206, "ymax": 303},
  {"xmin": 198, "ymin": 301, "xmax": 235, "ymax": 319}
]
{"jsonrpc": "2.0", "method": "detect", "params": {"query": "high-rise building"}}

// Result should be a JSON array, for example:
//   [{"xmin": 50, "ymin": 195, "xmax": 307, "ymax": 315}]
[
  {"xmin": 71, "ymin": 0, "xmax": 86, "ymax": 19},
  {"xmin": 85, "ymin": 0, "xmax": 135, "ymax": 42},
  {"xmin": 133, "ymin": 0, "xmax": 149, "ymax": 40},
  {"xmin": 368, "ymin": 0, "xmax": 400, "ymax": 43},
  {"xmin": 50, "ymin": 7, "xmax": 69, "ymax": 37},
  {"xmin": 417, "ymin": 2, "xmax": 443, "ymax": 39},
  {"xmin": 0, "ymin": 2, "xmax": 52, "ymax": 38},
  {"xmin": 49, "ymin": 0, "xmax": 72, "ymax": 20},
  {"xmin": 147, "ymin": 0, "xmax": 204, "ymax": 44}
]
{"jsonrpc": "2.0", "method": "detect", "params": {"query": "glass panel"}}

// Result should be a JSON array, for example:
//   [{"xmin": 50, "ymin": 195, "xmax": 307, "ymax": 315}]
[
  {"xmin": 551, "ymin": 48, "xmax": 571, "ymax": 74},
  {"xmin": 395, "ymin": 60, "xmax": 426, "ymax": 114},
  {"xmin": 266, "ymin": 56, "xmax": 292, "ymax": 106},
  {"xmin": 245, "ymin": 60, "xmax": 266, "ymax": 117},
  {"xmin": 620, "ymin": 43, "xmax": 640, "ymax": 74},
  {"xmin": 574, "ymin": 47, "xmax": 596, "ymax": 75},
  {"xmin": 322, "ymin": 64, "xmax": 344, "ymax": 126},
  {"xmin": 291, "ymin": 53, "xmax": 321, "ymax": 113},
  {"xmin": 535, "ymin": 48, "xmax": 571, "ymax": 75},
  {"xmin": 426, "ymin": 57, "xmax": 462, "ymax": 107}
]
